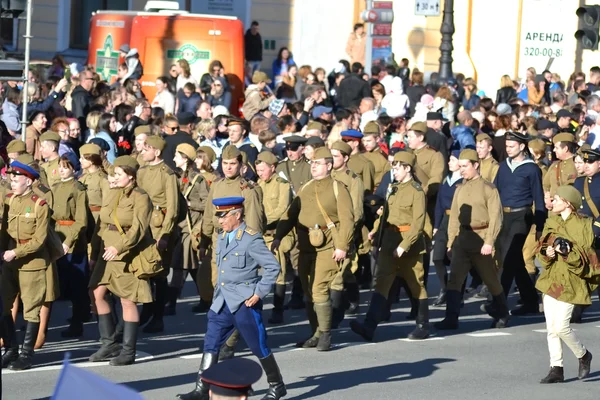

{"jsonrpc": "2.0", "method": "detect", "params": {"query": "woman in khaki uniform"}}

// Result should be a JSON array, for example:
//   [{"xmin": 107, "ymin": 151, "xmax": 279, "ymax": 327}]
[
  {"xmin": 79, "ymin": 143, "xmax": 110, "ymax": 223},
  {"xmin": 536, "ymin": 185, "xmax": 596, "ymax": 383},
  {"xmin": 166, "ymin": 143, "xmax": 209, "ymax": 315},
  {"xmin": 351, "ymin": 151, "xmax": 430, "ymax": 342},
  {"xmin": 52, "ymin": 155, "xmax": 90, "ymax": 338},
  {"xmin": 90, "ymin": 156, "xmax": 154, "ymax": 366}
]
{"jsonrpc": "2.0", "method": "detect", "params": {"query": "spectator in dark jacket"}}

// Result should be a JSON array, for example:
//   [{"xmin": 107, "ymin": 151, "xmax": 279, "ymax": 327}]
[
  {"xmin": 200, "ymin": 60, "xmax": 229, "ymax": 96},
  {"xmin": 71, "ymin": 69, "xmax": 94, "ymax": 130},
  {"xmin": 206, "ymin": 78, "xmax": 232, "ymax": 110},
  {"xmin": 461, "ymin": 82, "xmax": 480, "ymax": 111},
  {"xmin": 244, "ymin": 21, "xmax": 263, "ymax": 73},
  {"xmin": 337, "ymin": 62, "xmax": 372, "ymax": 109},
  {"xmin": 163, "ymin": 112, "xmax": 199, "ymax": 170},
  {"xmin": 177, "ymin": 82, "xmax": 202, "ymax": 114},
  {"xmin": 405, "ymin": 71, "xmax": 427, "ymax": 118},
  {"xmin": 496, "ymin": 75, "xmax": 517, "ymax": 105}
]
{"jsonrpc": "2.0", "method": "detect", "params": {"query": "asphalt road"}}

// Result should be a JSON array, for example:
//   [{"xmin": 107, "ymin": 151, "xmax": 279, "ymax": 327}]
[{"xmin": 3, "ymin": 275, "xmax": 600, "ymax": 400}]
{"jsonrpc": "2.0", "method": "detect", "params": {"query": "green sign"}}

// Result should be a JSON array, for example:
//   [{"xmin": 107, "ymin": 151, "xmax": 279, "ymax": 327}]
[
  {"xmin": 166, "ymin": 44, "xmax": 210, "ymax": 65},
  {"xmin": 96, "ymin": 34, "xmax": 119, "ymax": 81}
]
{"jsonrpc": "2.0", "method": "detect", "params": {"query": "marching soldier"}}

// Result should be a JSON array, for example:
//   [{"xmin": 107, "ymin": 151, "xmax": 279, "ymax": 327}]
[
  {"xmin": 6, "ymin": 140, "xmax": 26, "ymax": 162},
  {"xmin": 273, "ymin": 147, "xmax": 354, "ymax": 351},
  {"xmin": 476, "ymin": 134, "xmax": 499, "ymax": 182},
  {"xmin": 79, "ymin": 143, "xmax": 110, "ymax": 224},
  {"xmin": 542, "ymin": 133, "xmax": 578, "ymax": 210},
  {"xmin": 341, "ymin": 130, "xmax": 375, "ymax": 193},
  {"xmin": 435, "ymin": 149, "xmax": 509, "ymax": 331},
  {"xmin": 39, "ymin": 131, "xmax": 62, "ymax": 188},
  {"xmin": 350, "ymin": 151, "xmax": 430, "ymax": 341},
  {"xmin": 494, "ymin": 131, "xmax": 545, "ymax": 315},
  {"xmin": 361, "ymin": 121, "xmax": 391, "ymax": 190},
  {"xmin": 137, "ymin": 135, "xmax": 181, "ymax": 333},
  {"xmin": 0, "ymin": 161, "xmax": 51, "ymax": 370},
  {"xmin": 177, "ymin": 197, "xmax": 286, "ymax": 400},
  {"xmin": 255, "ymin": 151, "xmax": 293, "ymax": 324}
]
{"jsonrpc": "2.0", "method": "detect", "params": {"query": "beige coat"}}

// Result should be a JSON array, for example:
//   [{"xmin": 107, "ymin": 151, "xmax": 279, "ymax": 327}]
[{"xmin": 346, "ymin": 32, "xmax": 366, "ymax": 66}]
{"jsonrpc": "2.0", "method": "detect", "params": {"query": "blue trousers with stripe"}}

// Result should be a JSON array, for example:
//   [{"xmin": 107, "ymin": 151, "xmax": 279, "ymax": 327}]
[{"xmin": 204, "ymin": 301, "xmax": 271, "ymax": 358}]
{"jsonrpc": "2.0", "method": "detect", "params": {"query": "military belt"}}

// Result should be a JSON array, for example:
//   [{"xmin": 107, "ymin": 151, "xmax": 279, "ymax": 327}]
[
  {"xmin": 153, "ymin": 205, "xmax": 167, "ymax": 215},
  {"xmin": 108, "ymin": 224, "xmax": 130, "ymax": 232},
  {"xmin": 56, "ymin": 220, "xmax": 75, "ymax": 226},
  {"xmin": 89, "ymin": 206, "xmax": 102, "ymax": 212},
  {"xmin": 18, "ymin": 239, "xmax": 30, "ymax": 244},
  {"xmin": 387, "ymin": 225, "xmax": 411, "ymax": 233},
  {"xmin": 502, "ymin": 206, "xmax": 528, "ymax": 213},
  {"xmin": 298, "ymin": 224, "xmax": 328, "ymax": 232},
  {"xmin": 264, "ymin": 229, "xmax": 277, "ymax": 236},
  {"xmin": 461, "ymin": 223, "xmax": 489, "ymax": 231}
]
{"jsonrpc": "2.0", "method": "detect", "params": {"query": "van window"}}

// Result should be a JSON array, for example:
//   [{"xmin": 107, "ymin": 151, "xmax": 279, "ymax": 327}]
[{"xmin": 71, "ymin": 0, "xmax": 128, "ymax": 49}]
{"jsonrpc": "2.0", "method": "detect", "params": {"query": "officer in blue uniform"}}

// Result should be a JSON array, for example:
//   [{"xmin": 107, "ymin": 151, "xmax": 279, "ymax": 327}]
[
  {"xmin": 494, "ymin": 131, "xmax": 546, "ymax": 315},
  {"xmin": 177, "ymin": 197, "xmax": 286, "ymax": 400}
]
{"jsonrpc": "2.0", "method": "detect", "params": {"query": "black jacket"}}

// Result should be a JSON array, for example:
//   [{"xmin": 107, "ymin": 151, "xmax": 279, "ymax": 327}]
[
  {"xmin": 244, "ymin": 30, "xmax": 262, "ymax": 62},
  {"xmin": 406, "ymin": 84, "xmax": 426, "ymax": 118},
  {"xmin": 495, "ymin": 87, "xmax": 516, "ymax": 105},
  {"xmin": 163, "ymin": 130, "xmax": 199, "ymax": 171},
  {"xmin": 70, "ymin": 86, "xmax": 91, "ymax": 130},
  {"xmin": 337, "ymin": 74, "xmax": 372, "ymax": 109}
]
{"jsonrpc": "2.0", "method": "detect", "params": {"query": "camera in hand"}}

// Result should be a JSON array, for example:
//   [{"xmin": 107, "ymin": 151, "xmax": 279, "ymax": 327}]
[{"xmin": 553, "ymin": 237, "xmax": 572, "ymax": 255}]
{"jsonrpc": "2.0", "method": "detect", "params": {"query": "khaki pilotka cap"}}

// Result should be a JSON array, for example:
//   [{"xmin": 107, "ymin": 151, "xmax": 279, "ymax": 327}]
[
  {"xmin": 134, "ymin": 125, "xmax": 153, "ymax": 137},
  {"xmin": 39, "ymin": 131, "xmax": 60, "ymax": 143},
  {"xmin": 459, "ymin": 149, "xmax": 479, "ymax": 162},
  {"xmin": 556, "ymin": 185, "xmax": 582, "ymax": 210},
  {"xmin": 6, "ymin": 140, "xmax": 26, "ymax": 153},
  {"xmin": 176, "ymin": 143, "xmax": 197, "ymax": 160},
  {"xmin": 79, "ymin": 143, "xmax": 102, "ymax": 156},
  {"xmin": 393, "ymin": 151, "xmax": 416, "ymax": 167},
  {"xmin": 256, "ymin": 151, "xmax": 278, "ymax": 165},
  {"xmin": 145, "ymin": 135, "xmax": 166, "ymax": 151},
  {"xmin": 198, "ymin": 146, "xmax": 217, "ymax": 163},
  {"xmin": 113, "ymin": 155, "xmax": 139, "ymax": 170},
  {"xmin": 313, "ymin": 147, "xmax": 332, "ymax": 160},
  {"xmin": 363, "ymin": 121, "xmax": 380, "ymax": 135},
  {"xmin": 330, "ymin": 141, "xmax": 352, "ymax": 156},
  {"xmin": 222, "ymin": 145, "xmax": 241, "ymax": 160},
  {"xmin": 552, "ymin": 132, "xmax": 576, "ymax": 144}
]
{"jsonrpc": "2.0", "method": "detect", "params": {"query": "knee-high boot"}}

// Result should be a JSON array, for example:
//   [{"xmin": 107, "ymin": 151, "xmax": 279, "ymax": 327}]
[
  {"xmin": 109, "ymin": 321, "xmax": 138, "ymax": 366},
  {"xmin": 176, "ymin": 352, "xmax": 217, "ymax": 400},
  {"xmin": 9, "ymin": 321, "xmax": 40, "ymax": 371},
  {"xmin": 350, "ymin": 292, "xmax": 387, "ymax": 342},
  {"xmin": 89, "ymin": 313, "xmax": 122, "ymax": 362}
]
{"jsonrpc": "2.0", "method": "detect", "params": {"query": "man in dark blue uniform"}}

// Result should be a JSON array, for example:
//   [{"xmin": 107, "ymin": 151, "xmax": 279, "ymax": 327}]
[
  {"xmin": 177, "ymin": 197, "xmax": 286, "ymax": 400},
  {"xmin": 494, "ymin": 131, "xmax": 546, "ymax": 315}
]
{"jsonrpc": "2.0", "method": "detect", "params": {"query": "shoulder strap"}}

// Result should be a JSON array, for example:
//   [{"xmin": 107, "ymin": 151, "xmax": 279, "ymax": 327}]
[
  {"xmin": 315, "ymin": 185, "xmax": 335, "ymax": 230},
  {"xmin": 184, "ymin": 174, "xmax": 201, "ymax": 199},
  {"xmin": 112, "ymin": 191, "xmax": 125, "ymax": 236},
  {"xmin": 584, "ymin": 178, "xmax": 600, "ymax": 219},
  {"xmin": 332, "ymin": 179, "xmax": 338, "ymax": 200}
]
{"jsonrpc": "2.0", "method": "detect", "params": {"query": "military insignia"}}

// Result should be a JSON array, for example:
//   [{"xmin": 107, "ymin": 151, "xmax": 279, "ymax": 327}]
[
  {"xmin": 236, "ymin": 229, "xmax": 243, "ymax": 240},
  {"xmin": 25, "ymin": 207, "xmax": 31, "ymax": 213},
  {"xmin": 53, "ymin": 169, "xmax": 57, "ymax": 175},
  {"xmin": 370, "ymin": 200, "xmax": 376, "ymax": 205}
]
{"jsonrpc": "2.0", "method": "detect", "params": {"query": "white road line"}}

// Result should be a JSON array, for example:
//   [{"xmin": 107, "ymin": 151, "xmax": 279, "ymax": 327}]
[
  {"xmin": 398, "ymin": 337, "xmax": 445, "ymax": 342},
  {"xmin": 466, "ymin": 332, "xmax": 512, "ymax": 337},
  {"xmin": 532, "ymin": 329, "xmax": 547, "ymax": 333}
]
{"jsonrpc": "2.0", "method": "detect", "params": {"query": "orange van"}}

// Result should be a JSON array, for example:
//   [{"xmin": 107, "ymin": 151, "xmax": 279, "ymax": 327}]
[{"xmin": 88, "ymin": 4, "xmax": 244, "ymax": 115}]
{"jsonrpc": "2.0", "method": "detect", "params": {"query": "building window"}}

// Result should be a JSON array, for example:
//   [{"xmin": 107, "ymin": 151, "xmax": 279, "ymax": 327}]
[{"xmin": 70, "ymin": 0, "xmax": 128, "ymax": 49}]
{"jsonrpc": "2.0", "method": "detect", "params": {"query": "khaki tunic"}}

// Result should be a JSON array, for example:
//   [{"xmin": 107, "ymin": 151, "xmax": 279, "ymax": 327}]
[
  {"xmin": 0, "ymin": 191, "xmax": 51, "ymax": 322},
  {"xmin": 479, "ymin": 156, "xmax": 499, "ymax": 182},
  {"xmin": 362, "ymin": 147, "xmax": 390, "ymax": 189},
  {"xmin": 51, "ymin": 179, "xmax": 88, "ymax": 253},
  {"xmin": 413, "ymin": 145, "xmax": 444, "ymax": 197},
  {"xmin": 542, "ymin": 157, "xmax": 577, "ymax": 197},
  {"xmin": 79, "ymin": 169, "xmax": 110, "ymax": 222},
  {"xmin": 41, "ymin": 157, "xmax": 61, "ymax": 188},
  {"xmin": 97, "ymin": 185, "xmax": 153, "ymax": 303},
  {"xmin": 348, "ymin": 153, "xmax": 375, "ymax": 193},
  {"xmin": 446, "ymin": 177, "xmax": 504, "ymax": 295},
  {"xmin": 275, "ymin": 157, "xmax": 312, "ymax": 196}
]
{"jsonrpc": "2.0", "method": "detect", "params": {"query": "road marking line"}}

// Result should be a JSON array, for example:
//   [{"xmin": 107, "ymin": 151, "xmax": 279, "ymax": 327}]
[
  {"xmin": 532, "ymin": 329, "xmax": 547, "ymax": 333},
  {"xmin": 398, "ymin": 337, "xmax": 445, "ymax": 342},
  {"xmin": 466, "ymin": 332, "xmax": 512, "ymax": 337}
]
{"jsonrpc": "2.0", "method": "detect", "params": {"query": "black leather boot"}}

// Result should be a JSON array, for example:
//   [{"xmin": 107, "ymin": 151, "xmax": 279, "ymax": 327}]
[
  {"xmin": 485, "ymin": 294, "xmax": 510, "ymax": 328},
  {"xmin": 259, "ymin": 353, "xmax": 287, "ymax": 400},
  {"xmin": 540, "ymin": 366, "xmax": 564, "ymax": 383},
  {"xmin": 408, "ymin": 299, "xmax": 430, "ymax": 340},
  {"xmin": 109, "ymin": 322, "xmax": 138, "ymax": 366},
  {"xmin": 89, "ymin": 313, "xmax": 122, "ymax": 362},
  {"xmin": 192, "ymin": 299, "xmax": 211, "ymax": 313},
  {"xmin": 219, "ymin": 330, "xmax": 239, "ymax": 360},
  {"xmin": 176, "ymin": 352, "xmax": 217, "ymax": 400},
  {"xmin": 579, "ymin": 350, "xmax": 592, "ymax": 379},
  {"xmin": 164, "ymin": 286, "xmax": 180, "ymax": 316},
  {"xmin": 345, "ymin": 282, "xmax": 360, "ymax": 315},
  {"xmin": 434, "ymin": 290, "xmax": 461, "ymax": 330},
  {"xmin": 268, "ymin": 284, "xmax": 286, "ymax": 324},
  {"xmin": 382, "ymin": 278, "xmax": 401, "ymax": 322},
  {"xmin": 330, "ymin": 289, "xmax": 345, "ymax": 329},
  {"xmin": 295, "ymin": 302, "xmax": 318, "ymax": 348},
  {"xmin": 60, "ymin": 321, "xmax": 83, "ymax": 338},
  {"xmin": 284, "ymin": 276, "xmax": 305, "ymax": 310},
  {"xmin": 350, "ymin": 292, "xmax": 386, "ymax": 342},
  {"xmin": 9, "ymin": 321, "xmax": 39, "ymax": 371},
  {"xmin": 406, "ymin": 296, "xmax": 419, "ymax": 320},
  {"xmin": 2, "ymin": 316, "xmax": 19, "ymax": 368},
  {"xmin": 432, "ymin": 288, "xmax": 447, "ymax": 307}
]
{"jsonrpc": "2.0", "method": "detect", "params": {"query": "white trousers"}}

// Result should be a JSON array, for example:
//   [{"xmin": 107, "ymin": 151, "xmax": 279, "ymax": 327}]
[{"xmin": 543, "ymin": 294, "xmax": 586, "ymax": 367}]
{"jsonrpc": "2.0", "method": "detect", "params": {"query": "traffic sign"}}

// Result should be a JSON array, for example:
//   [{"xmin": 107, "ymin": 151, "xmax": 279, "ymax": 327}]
[{"xmin": 415, "ymin": 0, "xmax": 441, "ymax": 16}]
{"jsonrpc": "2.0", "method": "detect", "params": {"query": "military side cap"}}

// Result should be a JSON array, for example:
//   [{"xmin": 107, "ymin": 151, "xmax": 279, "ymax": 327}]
[
  {"xmin": 89, "ymin": 138, "xmax": 110, "ymax": 151},
  {"xmin": 556, "ymin": 109, "xmax": 572, "ymax": 119},
  {"xmin": 198, "ymin": 146, "xmax": 216, "ymax": 163},
  {"xmin": 313, "ymin": 147, "xmax": 333, "ymax": 160},
  {"xmin": 393, "ymin": 151, "xmax": 416, "ymax": 167},
  {"xmin": 200, "ymin": 357, "xmax": 262, "ymax": 396},
  {"xmin": 459, "ymin": 149, "xmax": 479, "ymax": 162},
  {"xmin": 556, "ymin": 185, "xmax": 582, "ymax": 210},
  {"xmin": 79, "ymin": 143, "xmax": 102, "ymax": 156},
  {"xmin": 341, "ymin": 129, "xmax": 363, "ymax": 140},
  {"xmin": 505, "ymin": 131, "xmax": 530, "ymax": 143},
  {"xmin": 177, "ymin": 112, "xmax": 196, "ymax": 126},
  {"xmin": 578, "ymin": 143, "xmax": 591, "ymax": 155},
  {"xmin": 222, "ymin": 145, "xmax": 241, "ymax": 160},
  {"xmin": 305, "ymin": 136, "xmax": 325, "ymax": 147},
  {"xmin": 411, "ymin": 121, "xmax": 428, "ymax": 134},
  {"xmin": 252, "ymin": 70, "xmax": 272, "ymax": 84},
  {"xmin": 145, "ymin": 135, "xmax": 166, "ymax": 151},
  {"xmin": 256, "ymin": 151, "xmax": 278, "ymax": 165},
  {"xmin": 306, "ymin": 121, "xmax": 325, "ymax": 132},
  {"xmin": 283, "ymin": 135, "xmax": 307, "ymax": 144},
  {"xmin": 552, "ymin": 132, "xmax": 575, "ymax": 144},
  {"xmin": 9, "ymin": 160, "xmax": 39, "ymax": 180},
  {"xmin": 39, "ymin": 131, "xmax": 60, "ymax": 143},
  {"xmin": 331, "ymin": 140, "xmax": 352, "ymax": 156},
  {"xmin": 134, "ymin": 125, "xmax": 152, "ymax": 137},
  {"xmin": 363, "ymin": 121, "xmax": 380, "ymax": 135},
  {"xmin": 213, "ymin": 196, "xmax": 245, "ymax": 217},
  {"xmin": 113, "ymin": 155, "xmax": 139, "ymax": 170},
  {"xmin": 16, "ymin": 153, "xmax": 35, "ymax": 166},
  {"xmin": 582, "ymin": 148, "xmax": 600, "ymax": 162},
  {"xmin": 476, "ymin": 133, "xmax": 492, "ymax": 143},
  {"xmin": 6, "ymin": 140, "xmax": 26, "ymax": 153},
  {"xmin": 227, "ymin": 117, "xmax": 246, "ymax": 128},
  {"xmin": 176, "ymin": 143, "xmax": 197, "ymax": 160},
  {"xmin": 528, "ymin": 138, "xmax": 546, "ymax": 154}
]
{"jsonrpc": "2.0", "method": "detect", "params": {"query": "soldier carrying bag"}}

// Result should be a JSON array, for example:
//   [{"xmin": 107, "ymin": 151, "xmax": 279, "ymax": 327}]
[{"xmin": 311, "ymin": 182, "xmax": 340, "ymax": 248}]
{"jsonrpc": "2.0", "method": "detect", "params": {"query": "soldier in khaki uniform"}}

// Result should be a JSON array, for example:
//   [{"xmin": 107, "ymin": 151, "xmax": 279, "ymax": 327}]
[
  {"xmin": 199, "ymin": 145, "xmax": 265, "ymax": 358},
  {"xmin": 476, "ymin": 134, "xmax": 499, "ymax": 182},
  {"xmin": 434, "ymin": 149, "xmax": 510, "ymax": 331},
  {"xmin": 39, "ymin": 131, "xmax": 62, "ymax": 188},
  {"xmin": 350, "ymin": 151, "xmax": 430, "ymax": 342},
  {"xmin": 6, "ymin": 140, "xmax": 26, "ymax": 162},
  {"xmin": 341, "ymin": 130, "xmax": 375, "ymax": 193},
  {"xmin": 0, "ymin": 161, "xmax": 51, "ymax": 370},
  {"xmin": 273, "ymin": 147, "xmax": 354, "ymax": 351},
  {"xmin": 542, "ymin": 132, "xmax": 578, "ymax": 210},
  {"xmin": 132, "ymin": 125, "xmax": 154, "ymax": 167},
  {"xmin": 79, "ymin": 144, "xmax": 110, "ymax": 223},
  {"xmin": 361, "ymin": 122, "xmax": 391, "ymax": 190},
  {"xmin": 255, "ymin": 151, "xmax": 294, "ymax": 324},
  {"xmin": 330, "ymin": 141, "xmax": 364, "ymax": 326},
  {"xmin": 137, "ymin": 135, "xmax": 180, "ymax": 334}
]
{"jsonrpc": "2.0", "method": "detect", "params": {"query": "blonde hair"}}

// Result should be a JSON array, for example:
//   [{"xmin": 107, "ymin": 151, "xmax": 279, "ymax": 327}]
[
  {"xmin": 326, "ymin": 122, "xmax": 349, "ymax": 149},
  {"xmin": 195, "ymin": 119, "xmax": 216, "ymax": 141},
  {"xmin": 500, "ymin": 75, "xmax": 513, "ymax": 88},
  {"xmin": 86, "ymin": 111, "xmax": 102, "ymax": 132}
]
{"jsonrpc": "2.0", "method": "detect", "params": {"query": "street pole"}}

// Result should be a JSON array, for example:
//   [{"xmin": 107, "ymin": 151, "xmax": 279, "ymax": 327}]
[
  {"xmin": 20, "ymin": 0, "xmax": 33, "ymax": 142},
  {"xmin": 364, "ymin": 0, "xmax": 373, "ymax": 75},
  {"xmin": 437, "ymin": 0, "xmax": 455, "ymax": 83}
]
